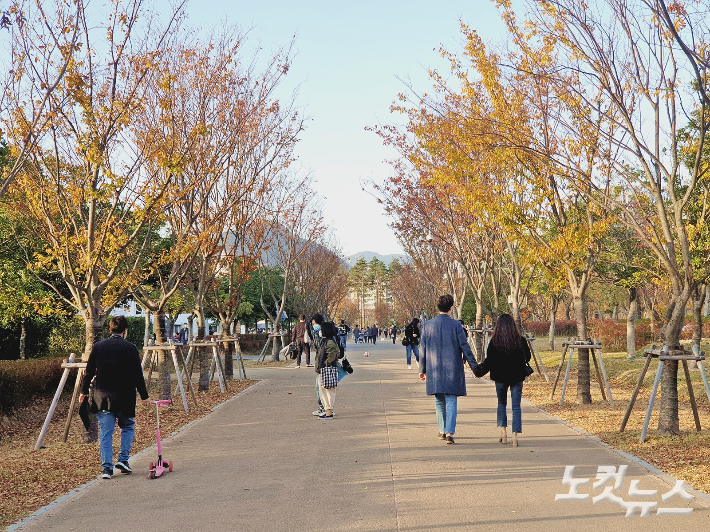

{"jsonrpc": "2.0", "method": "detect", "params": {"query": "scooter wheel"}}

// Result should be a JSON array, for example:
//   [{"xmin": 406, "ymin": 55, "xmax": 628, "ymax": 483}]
[
  {"xmin": 149, "ymin": 471, "xmax": 156, "ymax": 479},
  {"xmin": 168, "ymin": 461, "xmax": 173, "ymax": 472}
]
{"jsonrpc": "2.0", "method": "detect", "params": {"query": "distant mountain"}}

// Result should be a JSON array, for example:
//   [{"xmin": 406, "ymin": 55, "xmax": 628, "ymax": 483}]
[{"xmin": 346, "ymin": 251, "xmax": 407, "ymax": 269}]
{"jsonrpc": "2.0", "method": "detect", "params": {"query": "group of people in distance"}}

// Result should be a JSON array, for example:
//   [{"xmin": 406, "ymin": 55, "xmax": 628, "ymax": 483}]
[
  {"xmin": 416, "ymin": 294, "xmax": 531, "ymax": 447},
  {"xmin": 352, "ymin": 324, "xmax": 381, "ymax": 344}
]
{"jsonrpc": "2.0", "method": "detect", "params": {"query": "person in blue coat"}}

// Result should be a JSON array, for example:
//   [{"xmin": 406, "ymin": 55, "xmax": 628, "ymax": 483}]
[{"xmin": 419, "ymin": 294, "xmax": 478, "ymax": 445}]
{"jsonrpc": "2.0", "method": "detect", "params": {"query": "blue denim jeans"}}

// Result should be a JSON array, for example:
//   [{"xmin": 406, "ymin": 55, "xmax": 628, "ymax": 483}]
[
  {"xmin": 495, "ymin": 381, "xmax": 523, "ymax": 433},
  {"xmin": 434, "ymin": 394, "xmax": 457, "ymax": 434},
  {"xmin": 405, "ymin": 343, "xmax": 420, "ymax": 365},
  {"xmin": 338, "ymin": 335, "xmax": 347, "ymax": 350},
  {"xmin": 97, "ymin": 410, "xmax": 135, "ymax": 469}
]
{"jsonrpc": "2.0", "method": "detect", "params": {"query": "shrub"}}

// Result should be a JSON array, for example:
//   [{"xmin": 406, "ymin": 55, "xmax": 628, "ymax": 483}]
[
  {"xmin": 47, "ymin": 316, "xmax": 85, "ymax": 359},
  {"xmin": 238, "ymin": 333, "xmax": 270, "ymax": 354},
  {"xmin": 587, "ymin": 320, "xmax": 653, "ymax": 351},
  {"xmin": 0, "ymin": 359, "xmax": 71, "ymax": 416},
  {"xmin": 523, "ymin": 320, "xmax": 577, "ymax": 338}
]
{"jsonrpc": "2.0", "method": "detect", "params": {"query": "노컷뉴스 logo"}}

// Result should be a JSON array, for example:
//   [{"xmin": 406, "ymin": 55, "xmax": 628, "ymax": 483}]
[{"xmin": 555, "ymin": 466, "xmax": 694, "ymax": 517}]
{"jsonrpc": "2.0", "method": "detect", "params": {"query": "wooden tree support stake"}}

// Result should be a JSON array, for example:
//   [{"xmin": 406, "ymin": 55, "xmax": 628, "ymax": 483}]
[
  {"xmin": 36, "ymin": 353, "xmax": 83, "ymax": 450},
  {"xmin": 142, "ymin": 344, "xmax": 195, "ymax": 412},
  {"xmin": 549, "ymin": 341, "xmax": 613, "ymax": 405},
  {"xmin": 621, "ymin": 345, "xmax": 710, "ymax": 443},
  {"xmin": 525, "ymin": 335, "xmax": 550, "ymax": 383}
]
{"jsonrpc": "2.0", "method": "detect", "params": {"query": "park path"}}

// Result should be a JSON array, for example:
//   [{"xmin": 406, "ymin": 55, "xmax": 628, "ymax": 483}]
[{"xmin": 11, "ymin": 340, "xmax": 710, "ymax": 531}]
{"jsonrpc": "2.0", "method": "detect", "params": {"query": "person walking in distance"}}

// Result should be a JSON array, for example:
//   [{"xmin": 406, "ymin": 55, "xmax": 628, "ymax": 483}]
[
  {"xmin": 474, "ymin": 313, "xmax": 531, "ymax": 447},
  {"xmin": 419, "ymin": 295, "xmax": 478, "ymax": 445},
  {"xmin": 291, "ymin": 314, "xmax": 311, "ymax": 368},
  {"xmin": 352, "ymin": 324, "xmax": 361, "ymax": 344},
  {"xmin": 404, "ymin": 318, "xmax": 421, "ymax": 369},
  {"xmin": 371, "ymin": 324, "xmax": 378, "ymax": 345},
  {"xmin": 79, "ymin": 316, "xmax": 150, "ymax": 479},
  {"xmin": 337, "ymin": 319, "xmax": 350, "ymax": 355}
]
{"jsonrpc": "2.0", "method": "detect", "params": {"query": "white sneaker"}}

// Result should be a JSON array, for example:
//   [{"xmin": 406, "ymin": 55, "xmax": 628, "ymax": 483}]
[
  {"xmin": 407, "ymin": 365, "xmax": 412, "ymax": 369},
  {"xmin": 313, "ymin": 408, "xmax": 325, "ymax": 416}
]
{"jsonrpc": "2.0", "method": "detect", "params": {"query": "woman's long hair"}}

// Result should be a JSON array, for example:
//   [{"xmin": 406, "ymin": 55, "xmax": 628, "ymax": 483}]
[
  {"xmin": 409, "ymin": 318, "xmax": 420, "ymax": 328},
  {"xmin": 489, "ymin": 314, "xmax": 524, "ymax": 352}
]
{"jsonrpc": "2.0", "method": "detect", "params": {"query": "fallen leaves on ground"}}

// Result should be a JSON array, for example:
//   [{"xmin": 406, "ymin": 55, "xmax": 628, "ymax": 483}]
[
  {"xmin": 0, "ymin": 378, "xmax": 257, "ymax": 529},
  {"xmin": 523, "ymin": 348, "xmax": 710, "ymax": 496}
]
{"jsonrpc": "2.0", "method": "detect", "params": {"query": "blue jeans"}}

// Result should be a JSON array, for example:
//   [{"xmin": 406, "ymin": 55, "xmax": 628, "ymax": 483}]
[
  {"xmin": 434, "ymin": 394, "xmax": 457, "ymax": 434},
  {"xmin": 405, "ymin": 343, "xmax": 420, "ymax": 365},
  {"xmin": 97, "ymin": 410, "xmax": 135, "ymax": 470},
  {"xmin": 339, "ymin": 335, "xmax": 347, "ymax": 350},
  {"xmin": 495, "ymin": 381, "xmax": 523, "ymax": 433}
]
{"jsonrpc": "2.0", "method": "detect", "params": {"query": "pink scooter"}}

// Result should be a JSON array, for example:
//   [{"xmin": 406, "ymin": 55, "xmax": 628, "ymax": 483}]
[{"xmin": 148, "ymin": 399, "xmax": 173, "ymax": 479}]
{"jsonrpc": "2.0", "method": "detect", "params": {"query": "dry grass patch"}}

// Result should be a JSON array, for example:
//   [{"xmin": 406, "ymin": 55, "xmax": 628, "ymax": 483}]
[{"xmin": 523, "ymin": 347, "xmax": 710, "ymax": 495}]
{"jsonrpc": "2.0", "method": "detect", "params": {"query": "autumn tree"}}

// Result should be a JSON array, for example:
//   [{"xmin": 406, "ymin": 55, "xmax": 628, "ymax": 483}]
[
  {"xmin": 260, "ymin": 180, "xmax": 323, "ymax": 360},
  {"xmin": 0, "ymin": 0, "xmax": 82, "ymax": 197},
  {"xmin": 6, "ymin": 0, "xmax": 184, "ymax": 359},
  {"xmin": 503, "ymin": 0, "xmax": 710, "ymax": 432}
]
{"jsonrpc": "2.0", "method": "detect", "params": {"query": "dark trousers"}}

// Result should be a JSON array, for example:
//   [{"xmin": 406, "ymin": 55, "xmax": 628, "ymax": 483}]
[
  {"xmin": 372, "ymin": 335, "xmax": 377, "ymax": 345},
  {"xmin": 296, "ymin": 340, "xmax": 310, "ymax": 366}
]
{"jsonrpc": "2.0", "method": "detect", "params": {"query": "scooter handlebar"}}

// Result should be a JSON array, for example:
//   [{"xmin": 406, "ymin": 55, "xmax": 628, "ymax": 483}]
[{"xmin": 150, "ymin": 399, "xmax": 172, "ymax": 406}]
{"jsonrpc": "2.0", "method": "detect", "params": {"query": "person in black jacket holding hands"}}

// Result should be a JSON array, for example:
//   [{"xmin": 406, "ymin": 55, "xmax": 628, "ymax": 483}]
[
  {"xmin": 474, "ymin": 313, "xmax": 531, "ymax": 447},
  {"xmin": 79, "ymin": 316, "xmax": 150, "ymax": 479}
]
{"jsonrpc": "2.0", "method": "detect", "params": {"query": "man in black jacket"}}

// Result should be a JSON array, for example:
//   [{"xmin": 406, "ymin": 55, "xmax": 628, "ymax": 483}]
[{"xmin": 79, "ymin": 316, "xmax": 150, "ymax": 479}]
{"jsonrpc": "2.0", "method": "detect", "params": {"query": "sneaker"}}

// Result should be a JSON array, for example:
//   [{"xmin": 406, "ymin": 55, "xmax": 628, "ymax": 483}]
[
  {"xmin": 115, "ymin": 461, "xmax": 132, "ymax": 474},
  {"xmin": 313, "ymin": 408, "xmax": 325, "ymax": 416},
  {"xmin": 446, "ymin": 435, "xmax": 455, "ymax": 445},
  {"xmin": 101, "ymin": 468, "xmax": 113, "ymax": 479},
  {"xmin": 295, "ymin": 365, "xmax": 300, "ymax": 368},
  {"xmin": 306, "ymin": 364, "xmax": 314, "ymax": 367},
  {"xmin": 438, "ymin": 432, "xmax": 446, "ymax": 440},
  {"xmin": 407, "ymin": 365, "xmax": 412, "ymax": 369},
  {"xmin": 319, "ymin": 413, "xmax": 334, "ymax": 420}
]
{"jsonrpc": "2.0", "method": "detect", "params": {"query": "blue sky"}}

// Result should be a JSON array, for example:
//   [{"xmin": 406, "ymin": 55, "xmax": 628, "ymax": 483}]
[{"xmin": 166, "ymin": 1, "xmax": 512, "ymax": 255}]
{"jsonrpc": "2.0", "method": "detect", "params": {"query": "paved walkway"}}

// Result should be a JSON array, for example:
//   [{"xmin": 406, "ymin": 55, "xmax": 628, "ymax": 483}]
[{"xmin": 12, "ymin": 341, "xmax": 710, "ymax": 531}]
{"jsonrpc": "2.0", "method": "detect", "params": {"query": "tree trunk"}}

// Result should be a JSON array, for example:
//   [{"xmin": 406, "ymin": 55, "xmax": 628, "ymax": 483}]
[
  {"xmin": 187, "ymin": 315, "xmax": 194, "ymax": 342},
  {"xmin": 627, "ymin": 287, "xmax": 638, "ymax": 359},
  {"xmin": 658, "ymin": 287, "xmax": 691, "ymax": 435},
  {"xmin": 573, "ymin": 293, "xmax": 592, "ymax": 404},
  {"xmin": 612, "ymin": 303, "xmax": 619, "ymax": 323},
  {"xmin": 474, "ymin": 294, "xmax": 485, "ymax": 362},
  {"xmin": 83, "ymin": 314, "xmax": 104, "ymax": 442},
  {"xmin": 221, "ymin": 318, "xmax": 234, "ymax": 379},
  {"xmin": 152, "ymin": 310, "xmax": 172, "ymax": 401},
  {"xmin": 143, "ymin": 312, "xmax": 151, "ymax": 347},
  {"xmin": 83, "ymin": 317, "xmax": 104, "ymax": 360},
  {"xmin": 692, "ymin": 284, "xmax": 706, "ymax": 355},
  {"xmin": 19, "ymin": 320, "xmax": 26, "ymax": 360},
  {"xmin": 195, "ymin": 311, "xmax": 210, "ymax": 391},
  {"xmin": 548, "ymin": 299, "xmax": 558, "ymax": 351},
  {"xmin": 271, "ymin": 319, "xmax": 280, "ymax": 361}
]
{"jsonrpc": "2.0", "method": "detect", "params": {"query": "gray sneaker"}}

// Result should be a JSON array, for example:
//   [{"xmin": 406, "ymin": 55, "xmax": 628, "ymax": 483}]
[
  {"xmin": 101, "ymin": 468, "xmax": 113, "ymax": 479},
  {"xmin": 312, "ymin": 408, "xmax": 325, "ymax": 416},
  {"xmin": 115, "ymin": 461, "xmax": 132, "ymax": 474}
]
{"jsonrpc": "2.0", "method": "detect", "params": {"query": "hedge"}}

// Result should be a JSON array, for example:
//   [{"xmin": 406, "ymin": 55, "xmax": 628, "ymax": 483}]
[
  {"xmin": 0, "ymin": 358, "xmax": 71, "ymax": 417},
  {"xmin": 238, "ymin": 333, "xmax": 271, "ymax": 354},
  {"xmin": 523, "ymin": 320, "xmax": 578, "ymax": 338}
]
